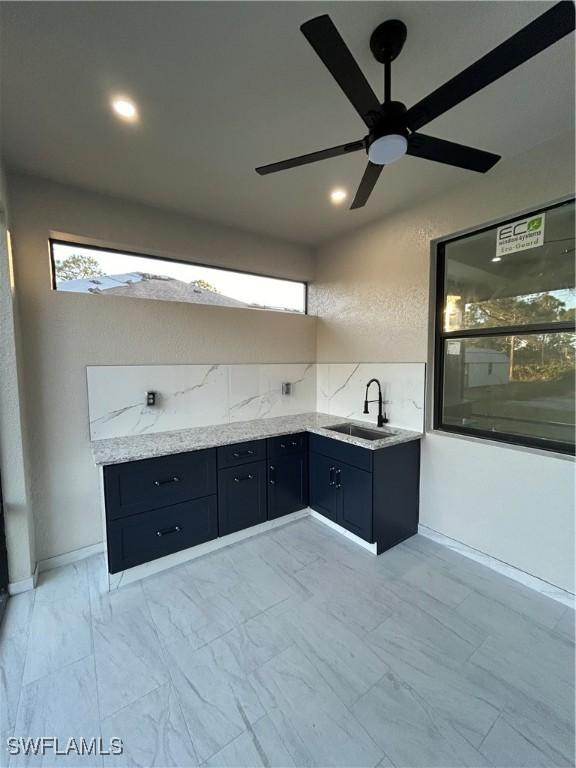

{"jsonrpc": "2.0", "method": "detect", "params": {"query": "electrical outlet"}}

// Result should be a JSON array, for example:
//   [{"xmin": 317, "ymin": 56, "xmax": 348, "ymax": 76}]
[{"xmin": 146, "ymin": 391, "xmax": 157, "ymax": 406}]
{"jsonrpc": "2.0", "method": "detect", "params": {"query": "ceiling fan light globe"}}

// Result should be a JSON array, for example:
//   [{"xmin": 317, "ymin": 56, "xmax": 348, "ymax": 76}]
[{"xmin": 368, "ymin": 134, "xmax": 408, "ymax": 165}]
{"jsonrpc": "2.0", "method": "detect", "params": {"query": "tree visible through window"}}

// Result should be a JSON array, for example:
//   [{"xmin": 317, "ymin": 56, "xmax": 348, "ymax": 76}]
[
  {"xmin": 461, "ymin": 293, "xmax": 575, "ymax": 382},
  {"xmin": 54, "ymin": 253, "xmax": 104, "ymax": 281}
]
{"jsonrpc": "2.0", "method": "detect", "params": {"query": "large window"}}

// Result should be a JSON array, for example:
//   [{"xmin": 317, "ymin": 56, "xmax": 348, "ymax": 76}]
[
  {"xmin": 435, "ymin": 199, "xmax": 575, "ymax": 454},
  {"xmin": 50, "ymin": 240, "xmax": 307, "ymax": 314}
]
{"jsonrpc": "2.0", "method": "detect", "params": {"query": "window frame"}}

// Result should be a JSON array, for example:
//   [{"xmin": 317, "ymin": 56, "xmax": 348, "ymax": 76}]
[
  {"xmin": 49, "ymin": 238, "xmax": 309, "ymax": 315},
  {"xmin": 433, "ymin": 199, "xmax": 575, "ymax": 456}
]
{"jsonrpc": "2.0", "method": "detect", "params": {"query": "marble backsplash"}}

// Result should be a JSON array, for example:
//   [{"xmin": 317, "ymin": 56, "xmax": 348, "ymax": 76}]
[
  {"xmin": 316, "ymin": 363, "xmax": 425, "ymax": 432},
  {"xmin": 87, "ymin": 362, "xmax": 425, "ymax": 440},
  {"xmin": 87, "ymin": 364, "xmax": 316, "ymax": 440}
]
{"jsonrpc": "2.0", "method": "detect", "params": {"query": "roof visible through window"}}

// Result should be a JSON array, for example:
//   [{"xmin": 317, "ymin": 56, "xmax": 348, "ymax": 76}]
[{"xmin": 50, "ymin": 241, "xmax": 307, "ymax": 314}]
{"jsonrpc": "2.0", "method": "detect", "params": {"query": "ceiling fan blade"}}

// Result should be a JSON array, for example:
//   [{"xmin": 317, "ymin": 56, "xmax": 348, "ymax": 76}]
[
  {"xmin": 350, "ymin": 162, "xmax": 383, "ymax": 209},
  {"xmin": 407, "ymin": 133, "xmax": 501, "ymax": 172},
  {"xmin": 255, "ymin": 140, "xmax": 364, "ymax": 175},
  {"xmin": 301, "ymin": 15, "xmax": 382, "ymax": 129},
  {"xmin": 404, "ymin": 1, "xmax": 576, "ymax": 132}
]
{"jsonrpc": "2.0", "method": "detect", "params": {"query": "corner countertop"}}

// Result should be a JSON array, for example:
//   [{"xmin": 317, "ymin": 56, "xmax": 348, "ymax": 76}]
[{"xmin": 91, "ymin": 412, "xmax": 423, "ymax": 466}]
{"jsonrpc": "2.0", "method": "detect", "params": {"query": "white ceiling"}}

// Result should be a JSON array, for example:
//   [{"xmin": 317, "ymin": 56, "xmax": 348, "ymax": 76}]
[{"xmin": 1, "ymin": 1, "xmax": 574, "ymax": 245}]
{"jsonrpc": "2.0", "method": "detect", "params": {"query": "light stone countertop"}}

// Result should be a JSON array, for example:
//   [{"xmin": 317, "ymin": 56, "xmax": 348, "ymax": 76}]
[{"xmin": 91, "ymin": 412, "xmax": 423, "ymax": 466}]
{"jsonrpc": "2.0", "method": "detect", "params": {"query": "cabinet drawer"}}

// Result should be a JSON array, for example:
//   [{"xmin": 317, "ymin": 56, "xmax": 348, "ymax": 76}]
[
  {"xmin": 309, "ymin": 434, "xmax": 373, "ymax": 472},
  {"xmin": 217, "ymin": 440, "xmax": 266, "ymax": 469},
  {"xmin": 104, "ymin": 449, "xmax": 216, "ymax": 520},
  {"xmin": 218, "ymin": 460, "xmax": 267, "ymax": 536},
  {"xmin": 107, "ymin": 495, "xmax": 218, "ymax": 573},
  {"xmin": 267, "ymin": 433, "xmax": 307, "ymax": 458}
]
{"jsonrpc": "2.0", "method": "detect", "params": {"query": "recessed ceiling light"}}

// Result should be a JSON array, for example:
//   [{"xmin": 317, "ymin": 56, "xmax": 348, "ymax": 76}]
[
  {"xmin": 330, "ymin": 188, "xmax": 347, "ymax": 204},
  {"xmin": 491, "ymin": 256, "xmax": 502, "ymax": 263},
  {"xmin": 111, "ymin": 96, "xmax": 138, "ymax": 122}
]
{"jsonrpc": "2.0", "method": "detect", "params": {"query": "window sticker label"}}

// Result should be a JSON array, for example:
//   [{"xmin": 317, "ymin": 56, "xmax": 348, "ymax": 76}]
[
  {"xmin": 447, "ymin": 341, "xmax": 461, "ymax": 356},
  {"xmin": 496, "ymin": 213, "xmax": 545, "ymax": 256}
]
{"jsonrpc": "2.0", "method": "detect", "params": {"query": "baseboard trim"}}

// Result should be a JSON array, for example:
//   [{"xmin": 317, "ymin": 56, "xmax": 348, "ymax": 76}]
[
  {"xmin": 309, "ymin": 511, "xmax": 378, "ymax": 554},
  {"xmin": 38, "ymin": 511, "xmax": 571, "ymax": 607},
  {"xmin": 108, "ymin": 509, "xmax": 310, "ymax": 590},
  {"xmin": 38, "ymin": 542, "xmax": 105, "ymax": 573},
  {"xmin": 8, "ymin": 561, "xmax": 39, "ymax": 595},
  {"xmin": 419, "ymin": 524, "xmax": 575, "ymax": 609}
]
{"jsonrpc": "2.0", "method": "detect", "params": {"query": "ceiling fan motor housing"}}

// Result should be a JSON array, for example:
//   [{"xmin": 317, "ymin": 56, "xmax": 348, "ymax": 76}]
[{"xmin": 368, "ymin": 100, "xmax": 409, "ymax": 145}]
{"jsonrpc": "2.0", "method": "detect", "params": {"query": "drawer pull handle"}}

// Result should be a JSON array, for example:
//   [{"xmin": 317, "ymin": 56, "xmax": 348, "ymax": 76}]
[
  {"xmin": 234, "ymin": 473, "xmax": 255, "ymax": 483},
  {"xmin": 329, "ymin": 466, "xmax": 336, "ymax": 486},
  {"xmin": 335, "ymin": 468, "xmax": 342, "ymax": 489},
  {"xmin": 154, "ymin": 476, "xmax": 180, "ymax": 487},
  {"xmin": 232, "ymin": 449, "xmax": 255, "ymax": 458},
  {"xmin": 156, "ymin": 525, "xmax": 182, "ymax": 537},
  {"xmin": 280, "ymin": 443, "xmax": 286, "ymax": 449},
  {"xmin": 269, "ymin": 465, "xmax": 276, "ymax": 485},
  {"xmin": 291, "ymin": 441, "xmax": 298, "ymax": 446}
]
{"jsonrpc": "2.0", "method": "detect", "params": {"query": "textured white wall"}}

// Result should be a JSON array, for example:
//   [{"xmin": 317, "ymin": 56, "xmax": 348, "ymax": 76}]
[
  {"xmin": 421, "ymin": 433, "xmax": 575, "ymax": 592},
  {"xmin": 7, "ymin": 173, "xmax": 316, "ymax": 562},
  {"xmin": 310, "ymin": 133, "xmax": 575, "ymax": 363},
  {"xmin": 312, "ymin": 132, "xmax": 575, "ymax": 592},
  {"xmin": 0, "ymin": 166, "xmax": 35, "ymax": 585}
]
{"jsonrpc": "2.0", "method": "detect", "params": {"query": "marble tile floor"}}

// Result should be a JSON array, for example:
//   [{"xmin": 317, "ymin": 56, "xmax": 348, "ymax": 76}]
[{"xmin": 0, "ymin": 518, "xmax": 574, "ymax": 768}]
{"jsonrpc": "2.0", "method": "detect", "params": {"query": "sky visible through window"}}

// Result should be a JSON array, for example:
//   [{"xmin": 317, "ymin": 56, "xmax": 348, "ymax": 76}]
[{"xmin": 52, "ymin": 243, "xmax": 306, "ymax": 313}]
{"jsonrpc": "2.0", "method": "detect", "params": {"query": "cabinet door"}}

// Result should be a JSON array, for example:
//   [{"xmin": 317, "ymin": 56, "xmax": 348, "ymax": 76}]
[
  {"xmin": 309, "ymin": 452, "xmax": 338, "ymax": 523},
  {"xmin": 218, "ymin": 460, "xmax": 267, "ymax": 536},
  {"xmin": 268, "ymin": 454, "xmax": 308, "ymax": 520},
  {"xmin": 337, "ymin": 463, "xmax": 373, "ymax": 542}
]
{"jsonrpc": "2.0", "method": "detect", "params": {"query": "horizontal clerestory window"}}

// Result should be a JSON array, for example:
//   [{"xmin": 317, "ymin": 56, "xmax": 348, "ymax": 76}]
[{"xmin": 50, "ymin": 240, "xmax": 307, "ymax": 314}]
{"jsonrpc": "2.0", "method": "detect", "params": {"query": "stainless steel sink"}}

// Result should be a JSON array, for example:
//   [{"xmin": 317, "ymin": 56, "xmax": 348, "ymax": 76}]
[{"xmin": 325, "ymin": 423, "xmax": 397, "ymax": 441}]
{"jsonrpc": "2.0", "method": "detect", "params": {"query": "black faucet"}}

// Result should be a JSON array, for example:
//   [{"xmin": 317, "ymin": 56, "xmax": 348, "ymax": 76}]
[{"xmin": 363, "ymin": 379, "xmax": 388, "ymax": 427}]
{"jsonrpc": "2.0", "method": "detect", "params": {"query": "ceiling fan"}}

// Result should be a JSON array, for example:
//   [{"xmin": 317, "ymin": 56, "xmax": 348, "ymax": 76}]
[{"xmin": 255, "ymin": 1, "xmax": 575, "ymax": 209}]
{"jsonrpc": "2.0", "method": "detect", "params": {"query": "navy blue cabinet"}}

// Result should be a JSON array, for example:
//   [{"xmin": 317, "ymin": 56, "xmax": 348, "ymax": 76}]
[
  {"xmin": 218, "ymin": 460, "xmax": 267, "ymax": 535},
  {"xmin": 108, "ymin": 496, "xmax": 218, "ymax": 572},
  {"xmin": 104, "ymin": 449, "xmax": 216, "ymax": 520},
  {"xmin": 268, "ymin": 433, "xmax": 307, "ymax": 458},
  {"xmin": 309, "ymin": 452, "xmax": 372, "ymax": 540},
  {"xmin": 309, "ymin": 452, "xmax": 338, "ymax": 523},
  {"xmin": 104, "ymin": 429, "xmax": 420, "ymax": 575},
  {"xmin": 338, "ymin": 463, "xmax": 373, "ymax": 541},
  {"xmin": 267, "ymin": 453, "xmax": 308, "ymax": 520},
  {"xmin": 310, "ymin": 437, "xmax": 419, "ymax": 550},
  {"xmin": 267, "ymin": 434, "xmax": 308, "ymax": 520},
  {"xmin": 217, "ymin": 440, "xmax": 266, "ymax": 469},
  {"xmin": 309, "ymin": 434, "xmax": 372, "ymax": 472},
  {"xmin": 104, "ymin": 449, "xmax": 219, "ymax": 573},
  {"xmin": 372, "ymin": 439, "xmax": 420, "ymax": 554}
]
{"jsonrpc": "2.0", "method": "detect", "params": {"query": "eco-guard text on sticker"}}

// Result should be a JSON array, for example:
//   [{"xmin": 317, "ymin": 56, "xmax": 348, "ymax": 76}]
[{"xmin": 495, "ymin": 213, "xmax": 545, "ymax": 257}]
